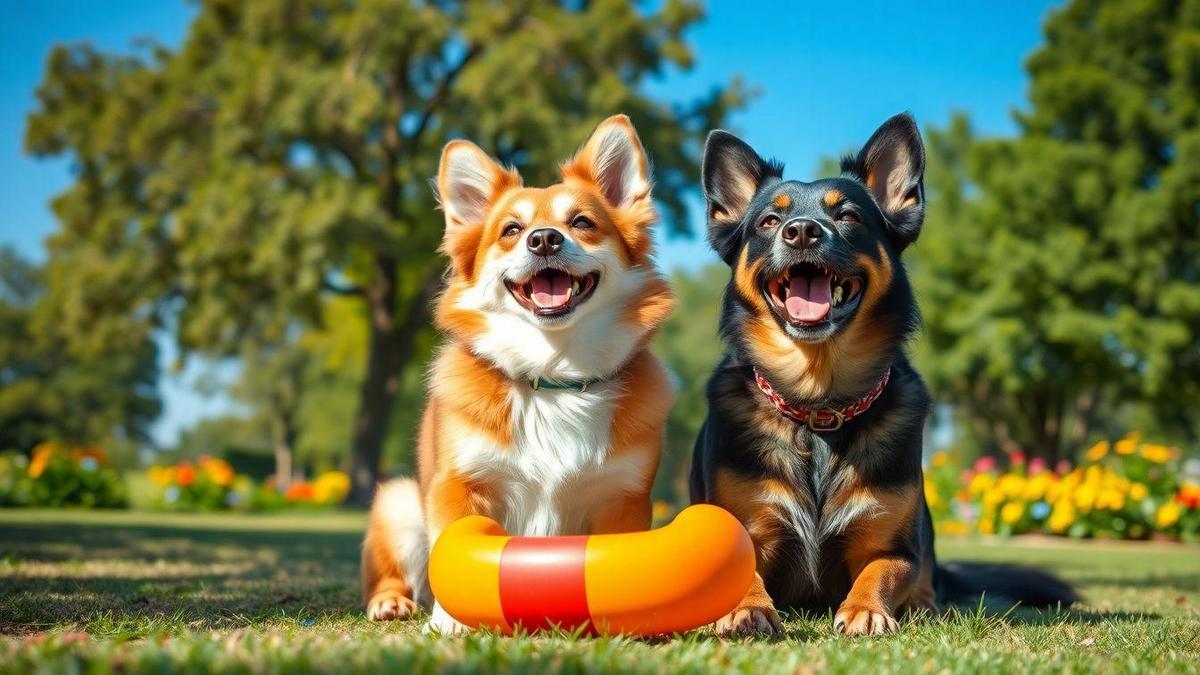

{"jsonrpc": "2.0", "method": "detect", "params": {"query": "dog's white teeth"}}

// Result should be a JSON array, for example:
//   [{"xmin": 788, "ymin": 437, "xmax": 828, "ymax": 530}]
[
  {"xmin": 570, "ymin": 277, "xmax": 580, "ymax": 296},
  {"xmin": 833, "ymin": 284, "xmax": 844, "ymax": 306}
]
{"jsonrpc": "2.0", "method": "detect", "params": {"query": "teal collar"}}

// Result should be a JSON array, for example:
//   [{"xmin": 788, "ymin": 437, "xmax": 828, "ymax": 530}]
[{"xmin": 529, "ymin": 376, "xmax": 606, "ymax": 392}]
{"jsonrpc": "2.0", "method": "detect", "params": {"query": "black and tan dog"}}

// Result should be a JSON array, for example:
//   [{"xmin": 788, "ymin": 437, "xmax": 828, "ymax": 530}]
[{"xmin": 690, "ymin": 114, "xmax": 1076, "ymax": 637}]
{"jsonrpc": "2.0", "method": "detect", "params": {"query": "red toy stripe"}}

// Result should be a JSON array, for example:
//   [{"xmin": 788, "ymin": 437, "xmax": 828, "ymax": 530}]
[{"xmin": 498, "ymin": 535, "xmax": 591, "ymax": 632}]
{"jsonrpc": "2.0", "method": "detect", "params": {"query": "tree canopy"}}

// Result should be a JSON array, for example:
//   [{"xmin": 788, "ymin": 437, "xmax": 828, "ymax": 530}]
[
  {"xmin": 26, "ymin": 0, "xmax": 748, "ymax": 502},
  {"xmin": 0, "ymin": 247, "xmax": 161, "ymax": 461},
  {"xmin": 913, "ymin": 0, "xmax": 1200, "ymax": 460}
]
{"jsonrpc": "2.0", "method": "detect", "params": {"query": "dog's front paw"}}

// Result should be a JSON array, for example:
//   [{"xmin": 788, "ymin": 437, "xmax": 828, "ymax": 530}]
[
  {"xmin": 713, "ymin": 605, "xmax": 781, "ymax": 637},
  {"xmin": 423, "ymin": 601, "xmax": 471, "ymax": 636},
  {"xmin": 833, "ymin": 602, "xmax": 898, "ymax": 636},
  {"xmin": 366, "ymin": 592, "xmax": 417, "ymax": 621}
]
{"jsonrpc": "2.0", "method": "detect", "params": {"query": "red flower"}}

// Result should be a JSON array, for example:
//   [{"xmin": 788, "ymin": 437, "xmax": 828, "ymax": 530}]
[
  {"xmin": 1011, "ymin": 451, "xmax": 1027, "ymax": 465},
  {"xmin": 286, "ymin": 482, "xmax": 315, "ymax": 501},
  {"xmin": 974, "ymin": 456, "xmax": 997, "ymax": 473},
  {"xmin": 176, "ymin": 464, "xmax": 195, "ymax": 486}
]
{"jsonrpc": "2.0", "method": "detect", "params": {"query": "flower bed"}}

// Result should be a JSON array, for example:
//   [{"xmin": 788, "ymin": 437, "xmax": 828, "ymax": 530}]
[
  {"xmin": 0, "ymin": 443, "xmax": 127, "ymax": 508},
  {"xmin": 145, "ymin": 457, "xmax": 350, "ymax": 511},
  {"xmin": 927, "ymin": 434, "xmax": 1200, "ymax": 542}
]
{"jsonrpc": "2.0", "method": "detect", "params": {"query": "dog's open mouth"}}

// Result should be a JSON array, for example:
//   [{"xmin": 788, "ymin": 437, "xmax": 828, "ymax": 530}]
[
  {"xmin": 764, "ymin": 262, "xmax": 863, "ymax": 326},
  {"xmin": 505, "ymin": 268, "xmax": 600, "ymax": 317}
]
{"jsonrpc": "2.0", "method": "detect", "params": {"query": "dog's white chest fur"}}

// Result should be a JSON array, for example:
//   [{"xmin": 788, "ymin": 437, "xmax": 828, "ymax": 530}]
[{"xmin": 452, "ymin": 384, "xmax": 644, "ymax": 536}]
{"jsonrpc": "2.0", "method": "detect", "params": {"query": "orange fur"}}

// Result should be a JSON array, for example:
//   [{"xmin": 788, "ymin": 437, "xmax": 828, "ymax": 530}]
[
  {"xmin": 772, "ymin": 194, "xmax": 792, "ymax": 209},
  {"xmin": 741, "ymin": 241, "xmax": 898, "ymax": 401},
  {"xmin": 363, "ymin": 115, "xmax": 674, "ymax": 624}
]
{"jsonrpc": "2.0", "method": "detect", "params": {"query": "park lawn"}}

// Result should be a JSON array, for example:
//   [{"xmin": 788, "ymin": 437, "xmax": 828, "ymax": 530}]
[{"xmin": 1, "ymin": 509, "xmax": 1197, "ymax": 674}]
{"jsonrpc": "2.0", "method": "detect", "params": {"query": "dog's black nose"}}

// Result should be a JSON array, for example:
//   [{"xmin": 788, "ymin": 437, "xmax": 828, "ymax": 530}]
[
  {"xmin": 782, "ymin": 219, "xmax": 824, "ymax": 249},
  {"xmin": 526, "ymin": 228, "xmax": 564, "ymax": 257}
]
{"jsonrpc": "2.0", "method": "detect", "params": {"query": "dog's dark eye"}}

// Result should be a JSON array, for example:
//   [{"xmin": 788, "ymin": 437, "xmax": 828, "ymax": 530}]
[
  {"xmin": 570, "ymin": 215, "xmax": 595, "ymax": 230},
  {"xmin": 759, "ymin": 215, "xmax": 781, "ymax": 229},
  {"xmin": 837, "ymin": 210, "xmax": 861, "ymax": 224},
  {"xmin": 502, "ymin": 222, "xmax": 522, "ymax": 238}
]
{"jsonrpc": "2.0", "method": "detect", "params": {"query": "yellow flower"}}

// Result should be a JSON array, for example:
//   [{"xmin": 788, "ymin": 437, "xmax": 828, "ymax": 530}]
[
  {"xmin": 28, "ymin": 443, "xmax": 58, "ymax": 478},
  {"xmin": 940, "ymin": 520, "xmax": 969, "ymax": 536},
  {"xmin": 1129, "ymin": 482, "xmax": 1149, "ymax": 501},
  {"xmin": 983, "ymin": 487, "xmax": 1006, "ymax": 509},
  {"xmin": 968, "ymin": 473, "xmax": 994, "ymax": 496},
  {"xmin": 1097, "ymin": 488, "xmax": 1125, "ymax": 511},
  {"xmin": 924, "ymin": 479, "xmax": 940, "ymax": 508},
  {"xmin": 1022, "ymin": 473, "xmax": 1054, "ymax": 501},
  {"xmin": 1074, "ymin": 484, "xmax": 1097, "ymax": 511},
  {"xmin": 978, "ymin": 518, "xmax": 995, "ymax": 535},
  {"xmin": 312, "ymin": 471, "xmax": 351, "ymax": 504},
  {"xmin": 202, "ymin": 458, "xmax": 235, "ymax": 487},
  {"xmin": 1048, "ymin": 501, "xmax": 1075, "ymax": 533},
  {"xmin": 1085, "ymin": 441, "xmax": 1109, "ymax": 462},
  {"xmin": 1114, "ymin": 433, "xmax": 1140, "ymax": 456},
  {"xmin": 147, "ymin": 465, "xmax": 175, "ymax": 487},
  {"xmin": 1139, "ymin": 444, "xmax": 1174, "ymax": 464},
  {"xmin": 931, "ymin": 451, "xmax": 949, "ymax": 468},
  {"xmin": 1001, "ymin": 502, "xmax": 1024, "ymax": 525},
  {"xmin": 998, "ymin": 474, "xmax": 1025, "ymax": 499},
  {"xmin": 1156, "ymin": 502, "xmax": 1182, "ymax": 529}
]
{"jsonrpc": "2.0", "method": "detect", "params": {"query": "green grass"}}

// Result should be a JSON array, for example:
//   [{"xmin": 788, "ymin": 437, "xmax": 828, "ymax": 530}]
[{"xmin": 1, "ymin": 509, "xmax": 1198, "ymax": 674}]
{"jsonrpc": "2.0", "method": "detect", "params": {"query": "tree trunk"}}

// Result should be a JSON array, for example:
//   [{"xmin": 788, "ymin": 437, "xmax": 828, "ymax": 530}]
[
  {"xmin": 274, "ymin": 441, "xmax": 293, "ymax": 491},
  {"xmin": 345, "ymin": 260, "xmax": 441, "ymax": 507}
]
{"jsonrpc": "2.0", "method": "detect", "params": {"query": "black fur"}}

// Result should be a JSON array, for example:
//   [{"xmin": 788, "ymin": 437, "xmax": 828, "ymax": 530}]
[{"xmin": 690, "ymin": 113, "xmax": 1076, "ymax": 625}]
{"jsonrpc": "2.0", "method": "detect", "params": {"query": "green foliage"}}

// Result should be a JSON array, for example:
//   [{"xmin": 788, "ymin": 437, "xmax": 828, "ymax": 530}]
[
  {"xmin": 652, "ymin": 264, "xmax": 727, "ymax": 503},
  {"xmin": 0, "ymin": 448, "xmax": 126, "ymax": 509},
  {"xmin": 0, "ymin": 247, "xmax": 160, "ymax": 460},
  {"xmin": 3, "ymin": 509, "xmax": 1200, "ymax": 673},
  {"xmin": 913, "ymin": 0, "xmax": 1200, "ymax": 459},
  {"xmin": 25, "ymin": 0, "xmax": 747, "ymax": 497}
]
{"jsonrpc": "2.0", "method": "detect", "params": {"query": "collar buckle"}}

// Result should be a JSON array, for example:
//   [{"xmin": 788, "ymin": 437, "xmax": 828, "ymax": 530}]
[{"xmin": 806, "ymin": 409, "xmax": 845, "ymax": 432}]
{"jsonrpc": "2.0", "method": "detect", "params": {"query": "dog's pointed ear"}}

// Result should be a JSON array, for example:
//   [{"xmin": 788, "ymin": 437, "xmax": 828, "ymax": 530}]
[
  {"xmin": 437, "ymin": 140, "xmax": 520, "ymax": 230},
  {"xmin": 436, "ymin": 140, "xmax": 520, "ymax": 276},
  {"xmin": 842, "ymin": 113, "xmax": 926, "ymax": 250},
  {"xmin": 703, "ymin": 130, "xmax": 781, "ymax": 264},
  {"xmin": 563, "ymin": 114, "xmax": 651, "ymax": 210}
]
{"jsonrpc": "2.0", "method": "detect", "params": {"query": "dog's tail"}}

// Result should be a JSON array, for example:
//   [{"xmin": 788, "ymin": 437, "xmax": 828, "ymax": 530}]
[{"xmin": 937, "ymin": 561, "xmax": 1079, "ymax": 609}]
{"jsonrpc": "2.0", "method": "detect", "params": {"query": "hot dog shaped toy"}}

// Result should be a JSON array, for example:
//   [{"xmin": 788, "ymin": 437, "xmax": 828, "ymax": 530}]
[{"xmin": 427, "ymin": 503, "xmax": 755, "ymax": 636}]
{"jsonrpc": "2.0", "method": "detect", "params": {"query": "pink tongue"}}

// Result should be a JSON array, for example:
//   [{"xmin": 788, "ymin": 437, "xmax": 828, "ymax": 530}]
[
  {"xmin": 531, "ymin": 272, "xmax": 570, "ymax": 308},
  {"xmin": 785, "ymin": 275, "xmax": 832, "ymax": 323}
]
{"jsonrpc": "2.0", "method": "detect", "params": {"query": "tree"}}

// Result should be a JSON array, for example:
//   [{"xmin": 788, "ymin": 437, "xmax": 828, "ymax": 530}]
[
  {"xmin": 0, "ymin": 246, "xmax": 161, "ymax": 461},
  {"xmin": 26, "ymin": 0, "xmax": 748, "ymax": 504},
  {"xmin": 651, "ymin": 264, "xmax": 727, "ymax": 505},
  {"xmin": 913, "ymin": 0, "xmax": 1200, "ymax": 460}
]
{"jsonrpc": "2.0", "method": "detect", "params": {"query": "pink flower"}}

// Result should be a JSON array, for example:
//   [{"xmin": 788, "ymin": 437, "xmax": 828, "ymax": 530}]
[
  {"xmin": 1055, "ymin": 460, "xmax": 1072, "ymax": 475},
  {"xmin": 1011, "ymin": 451, "xmax": 1027, "ymax": 465},
  {"xmin": 974, "ymin": 456, "xmax": 997, "ymax": 473},
  {"xmin": 1028, "ymin": 458, "xmax": 1047, "ymax": 475}
]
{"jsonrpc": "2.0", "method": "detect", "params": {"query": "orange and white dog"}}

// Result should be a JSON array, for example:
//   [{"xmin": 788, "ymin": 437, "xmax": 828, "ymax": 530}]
[{"xmin": 361, "ymin": 115, "xmax": 675, "ymax": 634}]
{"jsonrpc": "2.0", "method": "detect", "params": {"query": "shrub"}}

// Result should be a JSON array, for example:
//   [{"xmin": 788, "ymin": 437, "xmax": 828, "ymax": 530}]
[
  {"xmin": 143, "ymin": 460, "xmax": 351, "ymax": 511},
  {"xmin": 146, "ymin": 456, "xmax": 254, "ymax": 511},
  {"xmin": 927, "ymin": 434, "xmax": 1199, "ymax": 542},
  {"xmin": 0, "ymin": 443, "xmax": 127, "ymax": 508}
]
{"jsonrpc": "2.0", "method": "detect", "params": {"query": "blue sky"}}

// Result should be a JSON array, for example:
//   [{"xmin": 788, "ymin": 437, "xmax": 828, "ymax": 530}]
[{"xmin": 0, "ymin": 0, "xmax": 1060, "ymax": 446}]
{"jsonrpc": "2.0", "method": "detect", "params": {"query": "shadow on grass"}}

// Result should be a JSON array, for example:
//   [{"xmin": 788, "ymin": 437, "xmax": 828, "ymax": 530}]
[
  {"xmin": 0, "ymin": 519, "xmax": 366, "ymax": 635},
  {"xmin": 1067, "ymin": 572, "xmax": 1200, "ymax": 592}
]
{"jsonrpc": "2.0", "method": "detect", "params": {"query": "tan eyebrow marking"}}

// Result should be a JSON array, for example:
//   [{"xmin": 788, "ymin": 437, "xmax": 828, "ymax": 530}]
[
  {"xmin": 823, "ymin": 190, "xmax": 844, "ymax": 207},
  {"xmin": 772, "ymin": 194, "xmax": 791, "ymax": 209}
]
